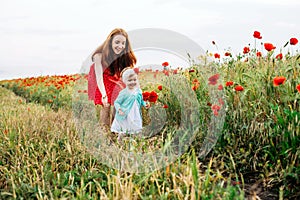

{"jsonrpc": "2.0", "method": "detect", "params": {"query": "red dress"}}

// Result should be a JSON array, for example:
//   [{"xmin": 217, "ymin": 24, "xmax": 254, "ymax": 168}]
[{"xmin": 88, "ymin": 63, "xmax": 125, "ymax": 105}]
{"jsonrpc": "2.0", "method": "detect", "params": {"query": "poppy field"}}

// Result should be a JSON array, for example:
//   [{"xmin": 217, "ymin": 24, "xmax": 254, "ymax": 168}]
[{"xmin": 0, "ymin": 32, "xmax": 299, "ymax": 199}]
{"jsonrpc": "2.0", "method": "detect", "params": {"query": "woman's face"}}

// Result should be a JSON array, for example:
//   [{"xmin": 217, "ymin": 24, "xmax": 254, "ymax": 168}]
[
  {"xmin": 111, "ymin": 34, "xmax": 126, "ymax": 55},
  {"xmin": 125, "ymin": 74, "xmax": 138, "ymax": 89}
]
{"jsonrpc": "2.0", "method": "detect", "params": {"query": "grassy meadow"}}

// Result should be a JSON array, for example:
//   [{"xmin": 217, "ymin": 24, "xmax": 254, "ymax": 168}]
[{"xmin": 0, "ymin": 39, "xmax": 299, "ymax": 199}]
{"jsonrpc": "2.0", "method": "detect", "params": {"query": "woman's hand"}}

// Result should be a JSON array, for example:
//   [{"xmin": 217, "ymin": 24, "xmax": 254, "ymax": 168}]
[{"xmin": 102, "ymin": 95, "xmax": 109, "ymax": 107}]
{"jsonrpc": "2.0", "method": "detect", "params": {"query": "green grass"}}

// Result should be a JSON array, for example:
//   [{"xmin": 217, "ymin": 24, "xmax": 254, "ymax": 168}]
[{"xmin": 0, "ymin": 52, "xmax": 299, "ymax": 199}]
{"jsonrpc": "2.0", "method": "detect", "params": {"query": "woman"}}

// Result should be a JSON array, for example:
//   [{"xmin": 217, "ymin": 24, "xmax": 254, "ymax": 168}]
[{"xmin": 88, "ymin": 28, "xmax": 137, "ymax": 127}]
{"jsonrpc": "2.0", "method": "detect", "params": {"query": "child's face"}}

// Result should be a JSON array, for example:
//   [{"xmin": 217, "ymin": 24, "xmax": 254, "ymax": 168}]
[{"xmin": 125, "ymin": 74, "xmax": 138, "ymax": 89}]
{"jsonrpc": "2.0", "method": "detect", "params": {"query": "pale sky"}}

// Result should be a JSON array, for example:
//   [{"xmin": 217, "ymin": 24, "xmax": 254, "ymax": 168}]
[{"xmin": 0, "ymin": 0, "xmax": 299, "ymax": 80}]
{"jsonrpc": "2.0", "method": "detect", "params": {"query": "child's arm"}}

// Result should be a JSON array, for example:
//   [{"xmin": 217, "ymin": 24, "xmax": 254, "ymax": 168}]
[
  {"xmin": 145, "ymin": 101, "xmax": 150, "ymax": 108},
  {"xmin": 114, "ymin": 90, "xmax": 125, "ymax": 114}
]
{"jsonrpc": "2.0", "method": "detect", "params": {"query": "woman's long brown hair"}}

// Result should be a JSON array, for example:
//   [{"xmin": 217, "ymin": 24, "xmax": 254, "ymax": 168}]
[{"xmin": 92, "ymin": 28, "xmax": 137, "ymax": 77}]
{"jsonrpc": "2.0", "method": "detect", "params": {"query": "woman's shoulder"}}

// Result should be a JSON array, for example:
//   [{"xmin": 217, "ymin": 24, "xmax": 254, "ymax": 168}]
[{"xmin": 93, "ymin": 53, "xmax": 102, "ymax": 62}]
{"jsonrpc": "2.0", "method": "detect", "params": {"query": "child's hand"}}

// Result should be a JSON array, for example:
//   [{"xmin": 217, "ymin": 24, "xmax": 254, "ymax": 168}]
[
  {"xmin": 118, "ymin": 109, "xmax": 125, "ymax": 115},
  {"xmin": 145, "ymin": 102, "xmax": 150, "ymax": 109}
]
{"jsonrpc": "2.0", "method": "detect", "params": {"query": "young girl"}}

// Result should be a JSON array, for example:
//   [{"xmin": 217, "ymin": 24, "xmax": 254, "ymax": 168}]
[{"xmin": 110, "ymin": 68, "xmax": 147, "ymax": 141}]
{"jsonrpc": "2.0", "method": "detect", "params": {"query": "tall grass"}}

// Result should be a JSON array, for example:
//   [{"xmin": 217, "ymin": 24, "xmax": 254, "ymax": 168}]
[
  {"xmin": 0, "ymin": 52, "xmax": 299, "ymax": 199},
  {"xmin": 0, "ymin": 87, "xmax": 245, "ymax": 199},
  {"xmin": 209, "ymin": 54, "xmax": 300, "ymax": 198}
]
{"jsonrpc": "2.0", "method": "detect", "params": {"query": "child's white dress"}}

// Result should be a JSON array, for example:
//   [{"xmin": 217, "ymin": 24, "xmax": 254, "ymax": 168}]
[{"xmin": 111, "ymin": 88, "xmax": 144, "ymax": 134}]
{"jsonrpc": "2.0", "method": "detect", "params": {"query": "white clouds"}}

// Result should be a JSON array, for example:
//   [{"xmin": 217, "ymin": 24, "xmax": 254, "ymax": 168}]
[
  {"xmin": 198, "ymin": 0, "xmax": 300, "ymax": 5},
  {"xmin": 253, "ymin": 0, "xmax": 300, "ymax": 5},
  {"xmin": 275, "ymin": 21, "xmax": 297, "ymax": 29}
]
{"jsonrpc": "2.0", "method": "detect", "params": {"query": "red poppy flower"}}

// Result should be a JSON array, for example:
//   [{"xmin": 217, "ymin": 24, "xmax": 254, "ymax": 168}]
[
  {"xmin": 157, "ymin": 85, "xmax": 163, "ymax": 91},
  {"xmin": 218, "ymin": 84, "xmax": 223, "ymax": 90},
  {"xmin": 290, "ymin": 38, "xmax": 298, "ymax": 45},
  {"xmin": 264, "ymin": 43, "xmax": 276, "ymax": 51},
  {"xmin": 256, "ymin": 51, "xmax": 262, "ymax": 57},
  {"xmin": 208, "ymin": 74, "xmax": 220, "ymax": 85},
  {"xmin": 133, "ymin": 68, "xmax": 139, "ymax": 74},
  {"xmin": 213, "ymin": 110, "xmax": 219, "ymax": 116},
  {"xmin": 235, "ymin": 85, "xmax": 244, "ymax": 91},
  {"xmin": 243, "ymin": 47, "xmax": 250, "ymax": 54},
  {"xmin": 211, "ymin": 104, "xmax": 221, "ymax": 116},
  {"xmin": 192, "ymin": 85, "xmax": 199, "ymax": 91},
  {"xmin": 275, "ymin": 53, "xmax": 283, "ymax": 60},
  {"xmin": 163, "ymin": 70, "xmax": 169, "ymax": 76},
  {"xmin": 192, "ymin": 78, "xmax": 199, "ymax": 84},
  {"xmin": 211, "ymin": 104, "xmax": 221, "ymax": 111},
  {"xmin": 296, "ymin": 84, "xmax": 300, "ymax": 93},
  {"xmin": 142, "ymin": 91, "xmax": 150, "ymax": 101},
  {"xmin": 225, "ymin": 81, "xmax": 234, "ymax": 87},
  {"xmin": 218, "ymin": 98, "xmax": 224, "ymax": 106},
  {"xmin": 273, "ymin": 76, "xmax": 286, "ymax": 86},
  {"xmin": 163, "ymin": 104, "xmax": 168, "ymax": 108},
  {"xmin": 148, "ymin": 91, "xmax": 158, "ymax": 103},
  {"xmin": 224, "ymin": 52, "xmax": 231, "ymax": 56},
  {"xmin": 253, "ymin": 31, "xmax": 262, "ymax": 39},
  {"xmin": 192, "ymin": 79, "xmax": 200, "ymax": 90},
  {"xmin": 162, "ymin": 62, "xmax": 169, "ymax": 67},
  {"xmin": 214, "ymin": 53, "xmax": 220, "ymax": 59},
  {"xmin": 189, "ymin": 69, "xmax": 195, "ymax": 73}
]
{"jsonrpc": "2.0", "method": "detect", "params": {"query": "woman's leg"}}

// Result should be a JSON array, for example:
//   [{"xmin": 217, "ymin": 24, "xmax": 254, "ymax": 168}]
[
  {"xmin": 99, "ymin": 105, "xmax": 111, "ymax": 126},
  {"xmin": 111, "ymin": 106, "xmax": 116, "ymax": 124}
]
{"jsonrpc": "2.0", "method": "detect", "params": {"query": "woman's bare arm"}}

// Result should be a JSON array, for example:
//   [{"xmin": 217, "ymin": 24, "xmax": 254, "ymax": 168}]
[{"xmin": 93, "ymin": 53, "xmax": 108, "ymax": 106}]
